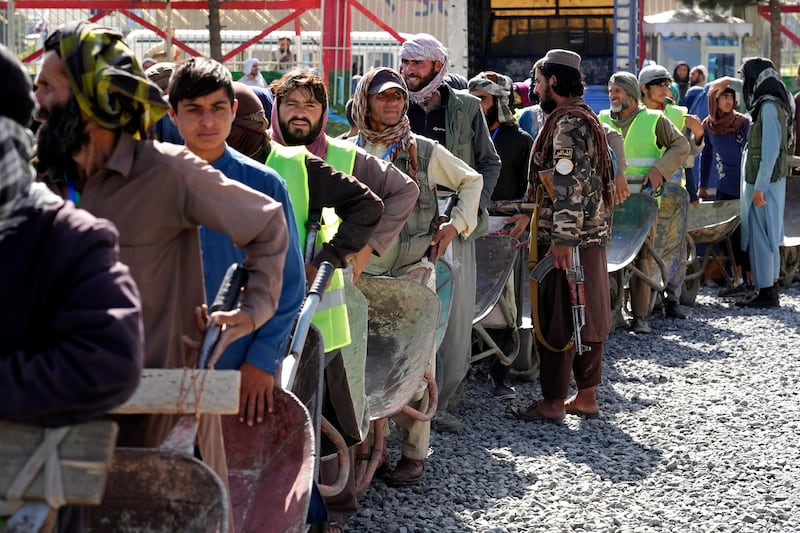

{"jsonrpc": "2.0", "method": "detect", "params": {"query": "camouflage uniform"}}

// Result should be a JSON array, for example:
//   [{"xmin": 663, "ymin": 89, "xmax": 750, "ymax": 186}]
[
  {"xmin": 530, "ymin": 113, "xmax": 611, "ymax": 247},
  {"xmin": 527, "ymin": 109, "xmax": 612, "ymax": 400}
]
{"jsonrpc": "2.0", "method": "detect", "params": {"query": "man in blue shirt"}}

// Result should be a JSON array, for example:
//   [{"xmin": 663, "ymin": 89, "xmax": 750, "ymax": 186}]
[{"xmin": 168, "ymin": 57, "xmax": 306, "ymax": 425}]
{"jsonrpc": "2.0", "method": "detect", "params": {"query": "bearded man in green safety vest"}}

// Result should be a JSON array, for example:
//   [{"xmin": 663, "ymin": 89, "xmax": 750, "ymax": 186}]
[
  {"xmin": 269, "ymin": 69, "xmax": 419, "ymax": 531},
  {"xmin": 598, "ymin": 71, "xmax": 690, "ymax": 335}
]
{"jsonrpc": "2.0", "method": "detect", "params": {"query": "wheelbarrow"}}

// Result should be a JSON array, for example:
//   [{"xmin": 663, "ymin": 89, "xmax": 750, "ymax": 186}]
[
  {"xmin": 617, "ymin": 183, "xmax": 688, "ymax": 317},
  {"xmin": 471, "ymin": 232, "xmax": 521, "ymax": 366},
  {"xmin": 87, "ymin": 367, "xmax": 242, "ymax": 533},
  {"xmin": 781, "ymin": 175, "xmax": 800, "ymax": 286},
  {"xmin": 605, "ymin": 193, "xmax": 658, "ymax": 328},
  {"xmin": 89, "ymin": 448, "xmax": 229, "ymax": 533},
  {"xmin": 221, "ymin": 388, "xmax": 314, "ymax": 533},
  {"xmin": 681, "ymin": 199, "xmax": 740, "ymax": 303},
  {"xmin": 355, "ymin": 274, "xmax": 441, "ymax": 495},
  {"xmin": 360, "ymin": 276, "xmax": 440, "ymax": 421}
]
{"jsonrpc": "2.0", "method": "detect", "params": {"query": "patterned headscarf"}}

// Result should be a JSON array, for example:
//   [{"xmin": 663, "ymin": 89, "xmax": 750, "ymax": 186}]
[
  {"xmin": 741, "ymin": 57, "xmax": 793, "ymax": 119},
  {"xmin": 400, "ymin": 33, "xmax": 449, "ymax": 105},
  {"xmin": 352, "ymin": 67, "xmax": 418, "ymax": 182},
  {"xmin": 44, "ymin": 21, "xmax": 168, "ymax": 137},
  {"xmin": 468, "ymin": 71, "xmax": 515, "ymax": 125}
]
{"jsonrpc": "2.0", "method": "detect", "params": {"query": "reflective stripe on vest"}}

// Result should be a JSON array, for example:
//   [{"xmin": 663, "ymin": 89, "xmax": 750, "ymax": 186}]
[{"xmin": 265, "ymin": 142, "xmax": 351, "ymax": 352}]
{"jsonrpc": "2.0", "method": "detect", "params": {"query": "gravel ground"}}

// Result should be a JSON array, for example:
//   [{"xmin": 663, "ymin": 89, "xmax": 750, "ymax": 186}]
[{"xmin": 348, "ymin": 285, "xmax": 800, "ymax": 532}]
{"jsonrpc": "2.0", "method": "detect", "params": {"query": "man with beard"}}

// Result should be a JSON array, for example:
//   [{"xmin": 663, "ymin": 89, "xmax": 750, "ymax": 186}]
[
  {"xmin": 510, "ymin": 49, "xmax": 613, "ymax": 422},
  {"xmin": 468, "ymin": 71, "xmax": 533, "ymax": 202},
  {"xmin": 467, "ymin": 70, "xmax": 532, "ymax": 400},
  {"xmin": 268, "ymin": 69, "xmax": 418, "ymax": 532},
  {"xmin": 598, "ymin": 71, "xmax": 690, "ymax": 334},
  {"xmin": 269, "ymin": 70, "xmax": 418, "ymax": 283},
  {"xmin": 690, "ymin": 64, "xmax": 707, "ymax": 88},
  {"xmin": 670, "ymin": 61, "xmax": 691, "ymax": 103},
  {"xmin": 400, "ymin": 33, "xmax": 501, "ymax": 433},
  {"xmin": 351, "ymin": 67, "xmax": 482, "ymax": 485},
  {"xmin": 0, "ymin": 43, "xmax": 144, "ymax": 531},
  {"xmin": 712, "ymin": 59, "xmax": 794, "ymax": 308},
  {"xmin": 33, "ymin": 22, "xmax": 290, "ymax": 527}
]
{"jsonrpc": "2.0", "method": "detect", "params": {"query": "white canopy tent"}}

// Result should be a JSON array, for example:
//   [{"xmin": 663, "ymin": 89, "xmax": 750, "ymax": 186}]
[{"xmin": 644, "ymin": 8, "xmax": 753, "ymax": 81}]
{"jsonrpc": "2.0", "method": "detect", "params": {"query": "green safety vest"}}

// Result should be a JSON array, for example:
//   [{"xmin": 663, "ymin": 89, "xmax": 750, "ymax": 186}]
[
  {"xmin": 663, "ymin": 104, "xmax": 688, "ymax": 186},
  {"xmin": 663, "ymin": 103, "xmax": 687, "ymax": 131},
  {"xmin": 600, "ymin": 109, "xmax": 663, "ymax": 183},
  {"xmin": 266, "ymin": 142, "xmax": 351, "ymax": 352}
]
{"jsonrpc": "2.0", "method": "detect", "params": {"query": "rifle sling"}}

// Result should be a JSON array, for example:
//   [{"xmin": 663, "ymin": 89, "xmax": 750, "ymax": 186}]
[{"xmin": 528, "ymin": 185, "xmax": 573, "ymax": 353}]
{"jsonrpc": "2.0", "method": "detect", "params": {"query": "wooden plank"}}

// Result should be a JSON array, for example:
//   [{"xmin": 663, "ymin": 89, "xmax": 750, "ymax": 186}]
[
  {"xmin": 111, "ymin": 369, "xmax": 241, "ymax": 415},
  {"xmin": 0, "ymin": 421, "xmax": 117, "ymax": 504}
]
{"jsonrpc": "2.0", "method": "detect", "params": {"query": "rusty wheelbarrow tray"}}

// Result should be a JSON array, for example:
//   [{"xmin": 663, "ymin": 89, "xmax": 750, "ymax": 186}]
[
  {"xmin": 88, "ymin": 448, "xmax": 228, "ymax": 532},
  {"xmin": 360, "ymin": 276, "xmax": 440, "ymax": 421},
  {"xmin": 221, "ymin": 389, "xmax": 314, "ymax": 533},
  {"xmin": 473, "ymin": 234, "xmax": 519, "ymax": 324},
  {"xmin": 682, "ymin": 199, "xmax": 741, "ymax": 303}
]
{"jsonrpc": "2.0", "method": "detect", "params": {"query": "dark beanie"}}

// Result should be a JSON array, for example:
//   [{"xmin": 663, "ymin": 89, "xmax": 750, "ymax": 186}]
[{"xmin": 0, "ymin": 44, "xmax": 36, "ymax": 127}]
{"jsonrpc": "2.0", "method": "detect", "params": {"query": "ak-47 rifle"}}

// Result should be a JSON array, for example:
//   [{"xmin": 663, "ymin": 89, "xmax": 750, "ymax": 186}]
[{"xmin": 530, "ymin": 246, "xmax": 590, "ymax": 355}]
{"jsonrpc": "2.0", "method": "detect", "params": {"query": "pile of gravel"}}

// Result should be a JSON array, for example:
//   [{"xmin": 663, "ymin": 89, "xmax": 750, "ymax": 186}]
[{"xmin": 348, "ymin": 285, "xmax": 800, "ymax": 532}]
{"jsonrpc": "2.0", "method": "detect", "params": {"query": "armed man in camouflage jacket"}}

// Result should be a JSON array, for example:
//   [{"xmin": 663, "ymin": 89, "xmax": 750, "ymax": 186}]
[{"xmin": 507, "ymin": 49, "xmax": 613, "ymax": 422}]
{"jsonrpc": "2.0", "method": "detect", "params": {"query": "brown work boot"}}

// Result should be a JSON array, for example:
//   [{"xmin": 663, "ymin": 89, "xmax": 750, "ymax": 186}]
[{"xmin": 387, "ymin": 456, "xmax": 424, "ymax": 486}]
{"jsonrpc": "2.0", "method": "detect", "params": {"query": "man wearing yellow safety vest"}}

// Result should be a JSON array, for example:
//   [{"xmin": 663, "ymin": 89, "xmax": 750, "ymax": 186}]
[
  {"xmin": 269, "ymin": 70, "xmax": 419, "ymax": 532},
  {"xmin": 599, "ymin": 71, "xmax": 690, "ymax": 334},
  {"xmin": 639, "ymin": 64, "xmax": 705, "ymax": 321}
]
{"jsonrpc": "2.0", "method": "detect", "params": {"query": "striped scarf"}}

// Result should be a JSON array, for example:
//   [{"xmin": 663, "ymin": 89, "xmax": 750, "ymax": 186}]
[
  {"xmin": 45, "ymin": 21, "xmax": 168, "ymax": 138},
  {"xmin": 352, "ymin": 68, "xmax": 418, "ymax": 183},
  {"xmin": 0, "ymin": 117, "xmax": 60, "ymax": 244}
]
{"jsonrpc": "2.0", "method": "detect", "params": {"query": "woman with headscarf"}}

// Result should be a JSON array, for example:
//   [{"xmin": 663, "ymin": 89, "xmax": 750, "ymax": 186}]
[
  {"xmin": 700, "ymin": 84, "xmax": 751, "ymax": 296},
  {"xmin": 711, "ymin": 58, "xmax": 794, "ymax": 308}
]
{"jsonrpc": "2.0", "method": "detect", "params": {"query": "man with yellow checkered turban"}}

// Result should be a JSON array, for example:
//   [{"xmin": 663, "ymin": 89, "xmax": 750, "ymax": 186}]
[{"xmin": 33, "ymin": 22, "xmax": 292, "ymax": 531}]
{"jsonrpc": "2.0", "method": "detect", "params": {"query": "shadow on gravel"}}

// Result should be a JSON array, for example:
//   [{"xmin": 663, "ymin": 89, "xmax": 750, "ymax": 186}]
[{"xmin": 604, "ymin": 319, "xmax": 734, "ymax": 368}]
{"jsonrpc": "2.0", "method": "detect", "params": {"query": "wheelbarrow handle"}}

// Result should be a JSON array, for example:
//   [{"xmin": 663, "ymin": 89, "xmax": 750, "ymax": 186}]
[
  {"xmin": 280, "ymin": 261, "xmax": 335, "ymax": 392},
  {"xmin": 199, "ymin": 263, "xmax": 248, "ymax": 370}
]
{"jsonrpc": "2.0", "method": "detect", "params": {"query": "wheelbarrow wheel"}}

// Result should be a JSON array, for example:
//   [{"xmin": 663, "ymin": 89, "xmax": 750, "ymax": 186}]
[
  {"xmin": 680, "ymin": 261, "xmax": 701, "ymax": 306},
  {"xmin": 608, "ymin": 271, "xmax": 627, "ymax": 331},
  {"xmin": 780, "ymin": 245, "xmax": 800, "ymax": 288}
]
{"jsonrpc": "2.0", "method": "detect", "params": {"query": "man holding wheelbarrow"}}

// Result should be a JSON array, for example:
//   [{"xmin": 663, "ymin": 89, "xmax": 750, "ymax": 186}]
[{"xmin": 350, "ymin": 67, "xmax": 483, "ymax": 484}]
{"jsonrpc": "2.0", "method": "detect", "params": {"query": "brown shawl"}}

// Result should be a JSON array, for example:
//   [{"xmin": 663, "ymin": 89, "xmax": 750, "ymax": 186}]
[
  {"xmin": 704, "ymin": 87, "xmax": 748, "ymax": 136},
  {"xmin": 529, "ymin": 97, "xmax": 613, "ymax": 206}
]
